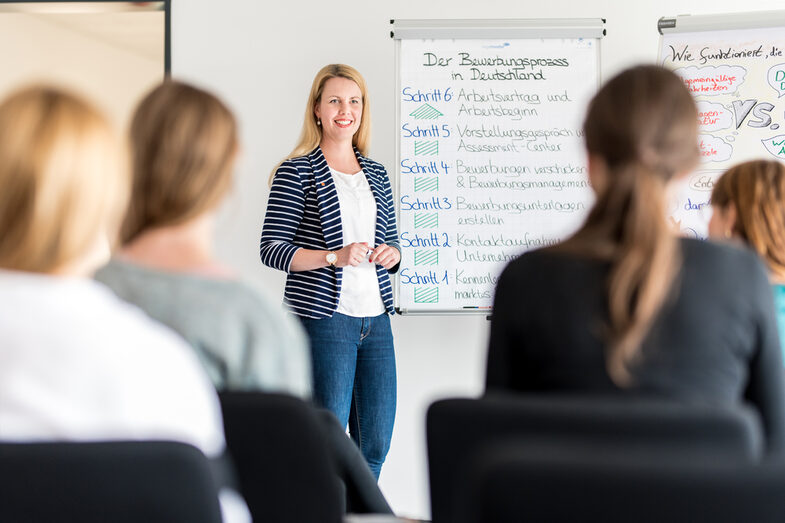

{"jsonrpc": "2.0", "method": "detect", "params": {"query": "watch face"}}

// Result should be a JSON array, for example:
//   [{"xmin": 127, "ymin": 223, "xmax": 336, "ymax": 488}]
[{"xmin": 326, "ymin": 252, "xmax": 337, "ymax": 264}]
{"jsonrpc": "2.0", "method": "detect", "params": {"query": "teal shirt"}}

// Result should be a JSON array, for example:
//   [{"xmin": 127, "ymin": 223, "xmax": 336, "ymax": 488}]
[{"xmin": 775, "ymin": 285, "xmax": 785, "ymax": 364}]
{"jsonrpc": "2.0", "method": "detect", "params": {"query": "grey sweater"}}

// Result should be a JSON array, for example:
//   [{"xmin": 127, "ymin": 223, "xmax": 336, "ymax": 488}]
[{"xmin": 96, "ymin": 259, "xmax": 311, "ymax": 398}]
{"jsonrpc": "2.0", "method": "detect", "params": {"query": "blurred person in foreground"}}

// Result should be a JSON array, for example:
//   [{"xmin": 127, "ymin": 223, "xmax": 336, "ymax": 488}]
[
  {"xmin": 96, "ymin": 80, "xmax": 311, "ymax": 397},
  {"xmin": 485, "ymin": 66, "xmax": 785, "ymax": 454},
  {"xmin": 0, "ymin": 85, "xmax": 249, "ymax": 522}
]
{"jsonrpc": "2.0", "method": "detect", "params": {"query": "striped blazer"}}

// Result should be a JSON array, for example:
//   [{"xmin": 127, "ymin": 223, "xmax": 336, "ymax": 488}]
[{"xmin": 260, "ymin": 147, "xmax": 400, "ymax": 318}]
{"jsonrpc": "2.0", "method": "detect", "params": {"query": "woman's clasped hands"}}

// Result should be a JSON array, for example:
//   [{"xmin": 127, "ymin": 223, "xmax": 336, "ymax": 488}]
[{"xmin": 335, "ymin": 242, "xmax": 399, "ymax": 269}]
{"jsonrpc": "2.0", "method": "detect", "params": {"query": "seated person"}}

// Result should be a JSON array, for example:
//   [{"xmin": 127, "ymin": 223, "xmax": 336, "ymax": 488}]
[
  {"xmin": 0, "ymin": 85, "xmax": 248, "ymax": 522},
  {"xmin": 95, "ymin": 80, "xmax": 391, "ymax": 514},
  {"xmin": 709, "ymin": 160, "xmax": 785, "ymax": 358},
  {"xmin": 485, "ymin": 65, "xmax": 785, "ymax": 454},
  {"xmin": 96, "ymin": 80, "xmax": 310, "ymax": 396}
]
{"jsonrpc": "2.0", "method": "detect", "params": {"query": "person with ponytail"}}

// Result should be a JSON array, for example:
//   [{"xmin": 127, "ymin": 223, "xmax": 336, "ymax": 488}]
[
  {"xmin": 709, "ymin": 160, "xmax": 785, "ymax": 360},
  {"xmin": 485, "ymin": 65, "xmax": 785, "ymax": 453},
  {"xmin": 260, "ymin": 64, "xmax": 400, "ymax": 478}
]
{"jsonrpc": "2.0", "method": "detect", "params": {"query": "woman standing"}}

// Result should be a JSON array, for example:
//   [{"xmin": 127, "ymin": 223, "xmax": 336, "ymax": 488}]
[
  {"xmin": 260, "ymin": 64, "xmax": 400, "ymax": 478},
  {"xmin": 485, "ymin": 65, "xmax": 785, "ymax": 453}
]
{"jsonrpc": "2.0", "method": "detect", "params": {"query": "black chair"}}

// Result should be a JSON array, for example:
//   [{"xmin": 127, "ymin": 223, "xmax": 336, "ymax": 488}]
[
  {"xmin": 460, "ymin": 442, "xmax": 785, "ymax": 523},
  {"xmin": 427, "ymin": 395, "xmax": 763, "ymax": 523},
  {"xmin": 218, "ymin": 391, "xmax": 343, "ymax": 523},
  {"xmin": 0, "ymin": 440, "xmax": 222, "ymax": 523},
  {"xmin": 313, "ymin": 408, "xmax": 394, "ymax": 514}
]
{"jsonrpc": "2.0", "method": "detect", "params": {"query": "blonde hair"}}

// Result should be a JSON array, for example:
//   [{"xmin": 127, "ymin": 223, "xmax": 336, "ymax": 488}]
[
  {"xmin": 560, "ymin": 65, "xmax": 699, "ymax": 385},
  {"xmin": 122, "ymin": 80, "xmax": 238, "ymax": 244},
  {"xmin": 269, "ymin": 64, "xmax": 371, "ymax": 185},
  {"xmin": 0, "ymin": 85, "xmax": 128, "ymax": 274},
  {"xmin": 711, "ymin": 160, "xmax": 785, "ymax": 280}
]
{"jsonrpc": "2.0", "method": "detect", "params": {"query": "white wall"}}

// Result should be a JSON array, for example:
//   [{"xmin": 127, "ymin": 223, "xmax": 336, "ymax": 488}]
[
  {"xmin": 172, "ymin": 0, "xmax": 785, "ymax": 518},
  {"xmin": 0, "ymin": 10, "xmax": 163, "ymax": 131}
]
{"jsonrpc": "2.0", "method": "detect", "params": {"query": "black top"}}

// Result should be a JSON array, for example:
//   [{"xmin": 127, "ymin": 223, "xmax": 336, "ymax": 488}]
[{"xmin": 486, "ymin": 238, "xmax": 785, "ymax": 452}]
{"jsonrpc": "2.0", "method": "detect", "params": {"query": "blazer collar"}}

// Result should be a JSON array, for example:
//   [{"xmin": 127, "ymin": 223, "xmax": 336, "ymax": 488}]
[{"xmin": 309, "ymin": 145, "xmax": 369, "ymax": 170}]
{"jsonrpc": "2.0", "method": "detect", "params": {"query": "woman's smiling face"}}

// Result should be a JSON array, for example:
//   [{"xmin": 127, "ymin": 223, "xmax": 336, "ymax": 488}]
[{"xmin": 315, "ymin": 77, "xmax": 363, "ymax": 146}]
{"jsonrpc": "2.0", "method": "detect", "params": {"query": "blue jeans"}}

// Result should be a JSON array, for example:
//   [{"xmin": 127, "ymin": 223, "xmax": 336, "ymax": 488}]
[{"xmin": 300, "ymin": 312, "xmax": 396, "ymax": 479}]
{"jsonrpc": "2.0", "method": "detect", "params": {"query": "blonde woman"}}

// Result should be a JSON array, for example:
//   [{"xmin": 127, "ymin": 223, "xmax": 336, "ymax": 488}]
[
  {"xmin": 0, "ymin": 85, "xmax": 249, "ymax": 521},
  {"xmin": 260, "ymin": 64, "xmax": 400, "ymax": 478},
  {"xmin": 709, "ymin": 160, "xmax": 785, "ymax": 358},
  {"xmin": 486, "ymin": 66, "xmax": 785, "ymax": 453}
]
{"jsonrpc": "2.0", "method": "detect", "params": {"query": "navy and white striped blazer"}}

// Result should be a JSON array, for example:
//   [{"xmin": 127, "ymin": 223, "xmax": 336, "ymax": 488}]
[{"xmin": 260, "ymin": 146, "xmax": 400, "ymax": 319}]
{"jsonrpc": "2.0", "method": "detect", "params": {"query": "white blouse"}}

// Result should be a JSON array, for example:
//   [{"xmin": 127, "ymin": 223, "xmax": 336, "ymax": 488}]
[
  {"xmin": 0, "ymin": 270, "xmax": 225, "ymax": 453},
  {"xmin": 331, "ymin": 168, "xmax": 385, "ymax": 317},
  {"xmin": 0, "ymin": 270, "xmax": 252, "ymax": 523}
]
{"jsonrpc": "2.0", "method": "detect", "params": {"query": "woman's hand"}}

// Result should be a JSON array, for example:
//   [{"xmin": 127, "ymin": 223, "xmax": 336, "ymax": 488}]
[
  {"xmin": 336, "ymin": 242, "xmax": 371, "ymax": 267},
  {"xmin": 369, "ymin": 244, "xmax": 400, "ymax": 270}
]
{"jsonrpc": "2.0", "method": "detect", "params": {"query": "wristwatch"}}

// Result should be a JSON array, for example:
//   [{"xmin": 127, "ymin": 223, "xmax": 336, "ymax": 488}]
[{"xmin": 326, "ymin": 251, "xmax": 337, "ymax": 266}]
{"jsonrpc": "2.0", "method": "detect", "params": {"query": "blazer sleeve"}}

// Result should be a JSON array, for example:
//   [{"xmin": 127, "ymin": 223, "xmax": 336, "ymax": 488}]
[
  {"xmin": 259, "ymin": 161, "xmax": 305, "ymax": 273},
  {"xmin": 379, "ymin": 163, "xmax": 401, "ymax": 274},
  {"xmin": 744, "ymin": 256, "xmax": 785, "ymax": 455}
]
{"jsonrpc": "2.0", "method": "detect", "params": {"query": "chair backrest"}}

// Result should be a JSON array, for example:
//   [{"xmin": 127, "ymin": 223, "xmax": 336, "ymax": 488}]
[
  {"xmin": 312, "ymin": 408, "xmax": 394, "ymax": 515},
  {"xmin": 0, "ymin": 440, "xmax": 222, "ymax": 523},
  {"xmin": 218, "ymin": 391, "xmax": 343, "ymax": 523},
  {"xmin": 460, "ymin": 442, "xmax": 785, "ymax": 523},
  {"xmin": 427, "ymin": 395, "xmax": 763, "ymax": 523}
]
